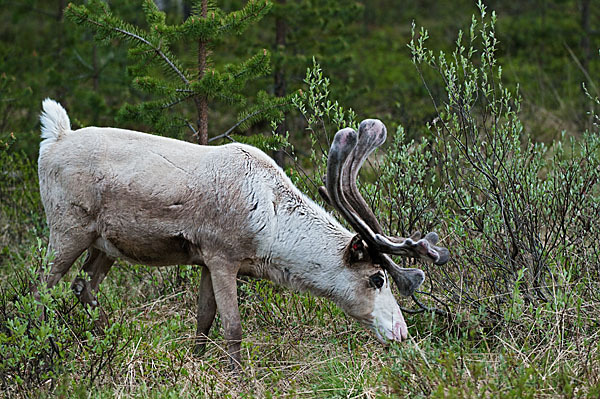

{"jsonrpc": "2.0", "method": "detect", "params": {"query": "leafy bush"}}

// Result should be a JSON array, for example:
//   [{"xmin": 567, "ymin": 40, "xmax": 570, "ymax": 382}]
[
  {"xmin": 285, "ymin": 58, "xmax": 357, "ymax": 195},
  {"xmin": 0, "ymin": 137, "xmax": 45, "ymax": 248},
  {"xmin": 402, "ymin": 1, "xmax": 600, "ymax": 328},
  {"xmin": 0, "ymin": 240, "xmax": 131, "ymax": 396}
]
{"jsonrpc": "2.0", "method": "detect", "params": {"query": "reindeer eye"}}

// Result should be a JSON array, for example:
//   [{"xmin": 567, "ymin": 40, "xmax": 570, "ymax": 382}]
[{"xmin": 369, "ymin": 272, "xmax": 385, "ymax": 289}]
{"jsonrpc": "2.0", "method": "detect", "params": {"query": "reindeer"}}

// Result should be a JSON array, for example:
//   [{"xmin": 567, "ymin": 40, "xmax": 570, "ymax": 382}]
[{"xmin": 37, "ymin": 99, "xmax": 448, "ymax": 371}]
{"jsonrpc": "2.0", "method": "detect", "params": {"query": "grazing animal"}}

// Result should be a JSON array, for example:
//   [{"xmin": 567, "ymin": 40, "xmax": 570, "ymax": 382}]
[{"xmin": 37, "ymin": 99, "xmax": 448, "ymax": 371}]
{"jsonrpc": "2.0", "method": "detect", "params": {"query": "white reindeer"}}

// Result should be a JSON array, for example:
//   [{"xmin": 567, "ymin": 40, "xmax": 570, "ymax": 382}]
[{"xmin": 37, "ymin": 99, "xmax": 448, "ymax": 371}]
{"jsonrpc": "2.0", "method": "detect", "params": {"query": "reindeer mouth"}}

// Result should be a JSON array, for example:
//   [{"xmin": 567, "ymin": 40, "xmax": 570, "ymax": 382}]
[
  {"xmin": 372, "ymin": 319, "xmax": 407, "ymax": 344},
  {"xmin": 368, "ymin": 292, "xmax": 409, "ymax": 344}
]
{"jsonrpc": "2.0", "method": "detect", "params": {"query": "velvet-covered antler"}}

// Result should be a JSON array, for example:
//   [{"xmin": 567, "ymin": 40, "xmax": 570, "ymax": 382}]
[{"xmin": 322, "ymin": 120, "xmax": 449, "ymax": 296}]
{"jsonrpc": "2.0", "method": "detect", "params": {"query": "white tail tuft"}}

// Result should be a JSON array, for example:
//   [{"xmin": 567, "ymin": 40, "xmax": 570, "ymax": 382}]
[{"xmin": 40, "ymin": 98, "xmax": 71, "ymax": 153}]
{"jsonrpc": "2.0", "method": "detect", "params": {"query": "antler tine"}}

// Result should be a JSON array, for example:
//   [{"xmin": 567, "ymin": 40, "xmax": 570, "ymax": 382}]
[
  {"xmin": 380, "ymin": 253, "xmax": 425, "ymax": 296},
  {"xmin": 329, "ymin": 122, "xmax": 418, "ymax": 256},
  {"xmin": 341, "ymin": 119, "xmax": 387, "ymax": 235},
  {"xmin": 326, "ymin": 124, "xmax": 449, "ymax": 296}
]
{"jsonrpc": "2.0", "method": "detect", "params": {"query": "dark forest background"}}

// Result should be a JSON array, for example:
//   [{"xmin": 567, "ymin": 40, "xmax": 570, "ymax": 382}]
[{"xmin": 1, "ymin": 0, "xmax": 598, "ymax": 155}]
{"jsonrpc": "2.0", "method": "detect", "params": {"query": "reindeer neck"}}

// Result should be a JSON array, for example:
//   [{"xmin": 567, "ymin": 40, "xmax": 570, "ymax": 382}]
[{"xmin": 255, "ymin": 191, "xmax": 355, "ymax": 297}]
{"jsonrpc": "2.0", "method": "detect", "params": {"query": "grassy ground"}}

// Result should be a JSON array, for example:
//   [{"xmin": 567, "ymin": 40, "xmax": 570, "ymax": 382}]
[{"xmin": 1, "ymin": 232, "xmax": 600, "ymax": 398}]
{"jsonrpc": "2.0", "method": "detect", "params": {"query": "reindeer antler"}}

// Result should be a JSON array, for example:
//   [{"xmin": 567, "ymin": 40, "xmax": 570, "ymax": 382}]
[{"xmin": 323, "ymin": 120, "xmax": 449, "ymax": 296}]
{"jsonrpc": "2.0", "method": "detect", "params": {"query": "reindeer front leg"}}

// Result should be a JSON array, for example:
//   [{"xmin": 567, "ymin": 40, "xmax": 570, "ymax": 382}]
[
  {"xmin": 206, "ymin": 259, "xmax": 243, "ymax": 373},
  {"xmin": 194, "ymin": 265, "xmax": 217, "ymax": 355}
]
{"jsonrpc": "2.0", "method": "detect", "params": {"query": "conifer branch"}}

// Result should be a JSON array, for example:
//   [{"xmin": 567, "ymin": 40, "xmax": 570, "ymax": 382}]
[
  {"xmin": 67, "ymin": 5, "xmax": 189, "ymax": 85},
  {"xmin": 209, "ymin": 112, "xmax": 261, "ymax": 143},
  {"xmin": 218, "ymin": 1, "xmax": 270, "ymax": 36},
  {"xmin": 161, "ymin": 93, "xmax": 196, "ymax": 109},
  {"xmin": 209, "ymin": 103, "xmax": 289, "ymax": 143},
  {"xmin": 185, "ymin": 120, "xmax": 198, "ymax": 136},
  {"xmin": 112, "ymin": 26, "xmax": 189, "ymax": 85}
]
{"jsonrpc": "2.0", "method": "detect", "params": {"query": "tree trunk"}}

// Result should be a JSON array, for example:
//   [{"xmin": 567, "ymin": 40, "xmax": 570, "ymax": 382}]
[
  {"xmin": 195, "ymin": 0, "xmax": 209, "ymax": 145},
  {"xmin": 57, "ymin": 0, "xmax": 65, "ymax": 21},
  {"xmin": 56, "ymin": 0, "xmax": 66, "ymax": 101},
  {"xmin": 273, "ymin": 0, "xmax": 287, "ymax": 167}
]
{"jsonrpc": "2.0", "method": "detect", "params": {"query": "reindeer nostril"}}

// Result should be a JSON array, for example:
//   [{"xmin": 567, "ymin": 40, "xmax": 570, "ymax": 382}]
[{"xmin": 392, "ymin": 315, "xmax": 408, "ymax": 341}]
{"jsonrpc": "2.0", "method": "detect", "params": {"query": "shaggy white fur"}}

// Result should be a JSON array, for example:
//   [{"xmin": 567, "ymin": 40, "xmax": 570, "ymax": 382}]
[{"xmin": 39, "ymin": 98, "xmax": 71, "ymax": 156}]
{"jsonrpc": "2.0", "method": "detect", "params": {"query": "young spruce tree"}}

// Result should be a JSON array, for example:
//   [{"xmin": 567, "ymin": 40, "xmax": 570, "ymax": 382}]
[{"xmin": 66, "ymin": 0, "xmax": 291, "ymax": 145}]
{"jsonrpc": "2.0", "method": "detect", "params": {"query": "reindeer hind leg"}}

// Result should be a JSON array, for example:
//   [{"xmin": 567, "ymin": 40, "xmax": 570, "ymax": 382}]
[
  {"xmin": 71, "ymin": 247, "xmax": 114, "ymax": 327},
  {"xmin": 194, "ymin": 265, "xmax": 217, "ymax": 356},
  {"xmin": 44, "ymin": 224, "xmax": 96, "ymax": 289}
]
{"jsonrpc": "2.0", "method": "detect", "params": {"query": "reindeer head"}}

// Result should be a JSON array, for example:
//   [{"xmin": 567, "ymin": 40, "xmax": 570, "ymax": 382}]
[{"xmin": 320, "ymin": 119, "xmax": 449, "ymax": 343}]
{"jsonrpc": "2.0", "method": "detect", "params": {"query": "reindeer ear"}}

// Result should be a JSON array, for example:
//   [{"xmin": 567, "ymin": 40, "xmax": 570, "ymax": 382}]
[{"xmin": 347, "ymin": 235, "xmax": 368, "ymax": 263}]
